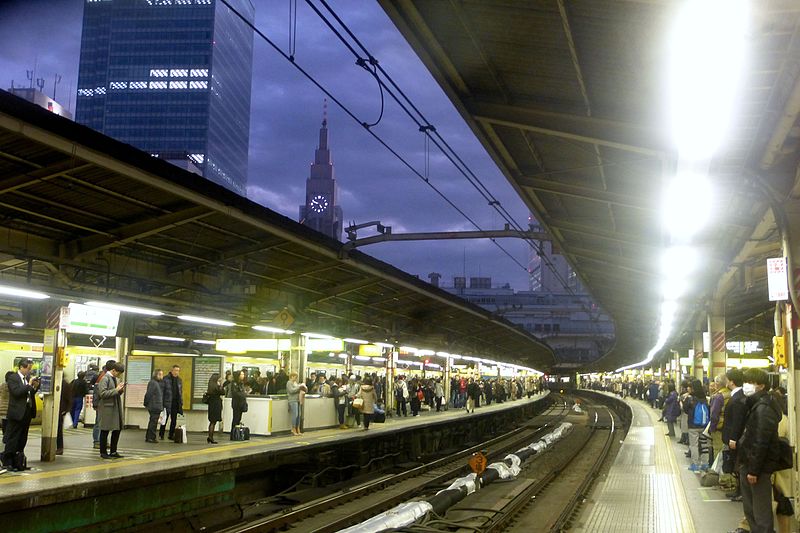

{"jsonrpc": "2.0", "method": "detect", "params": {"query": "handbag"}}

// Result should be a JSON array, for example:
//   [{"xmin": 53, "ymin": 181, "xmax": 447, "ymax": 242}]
[
  {"xmin": 201, "ymin": 392, "xmax": 209, "ymax": 404},
  {"xmin": 352, "ymin": 398, "xmax": 364, "ymax": 410},
  {"xmin": 774, "ymin": 437, "xmax": 793, "ymax": 471}
]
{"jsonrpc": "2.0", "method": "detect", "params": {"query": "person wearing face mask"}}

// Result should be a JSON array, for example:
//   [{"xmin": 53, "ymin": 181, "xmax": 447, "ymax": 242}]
[{"xmin": 735, "ymin": 368, "xmax": 782, "ymax": 533}]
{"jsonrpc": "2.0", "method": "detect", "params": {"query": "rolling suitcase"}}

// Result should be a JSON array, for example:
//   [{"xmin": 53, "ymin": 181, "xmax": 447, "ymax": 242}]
[{"xmin": 173, "ymin": 426, "xmax": 187, "ymax": 444}]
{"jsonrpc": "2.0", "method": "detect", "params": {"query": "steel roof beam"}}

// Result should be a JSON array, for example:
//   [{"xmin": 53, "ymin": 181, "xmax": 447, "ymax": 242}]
[
  {"xmin": 66, "ymin": 205, "xmax": 213, "ymax": 259},
  {"xmin": 468, "ymin": 100, "xmax": 669, "ymax": 156},
  {"xmin": 0, "ymin": 161, "xmax": 94, "ymax": 195},
  {"xmin": 517, "ymin": 175, "xmax": 653, "ymax": 211}
]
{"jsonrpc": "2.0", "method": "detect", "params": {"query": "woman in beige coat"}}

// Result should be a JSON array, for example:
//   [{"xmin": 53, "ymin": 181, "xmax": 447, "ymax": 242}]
[{"xmin": 357, "ymin": 378, "xmax": 378, "ymax": 431}]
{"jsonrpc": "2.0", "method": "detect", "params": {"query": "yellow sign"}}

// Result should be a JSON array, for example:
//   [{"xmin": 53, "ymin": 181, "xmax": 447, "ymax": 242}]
[
  {"xmin": 358, "ymin": 344, "xmax": 383, "ymax": 357},
  {"xmin": 774, "ymin": 336, "xmax": 787, "ymax": 366},
  {"xmin": 273, "ymin": 308, "xmax": 295, "ymax": 329}
]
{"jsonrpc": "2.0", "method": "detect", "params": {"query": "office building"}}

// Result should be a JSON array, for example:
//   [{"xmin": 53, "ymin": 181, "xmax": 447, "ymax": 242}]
[{"xmin": 75, "ymin": 0, "xmax": 254, "ymax": 196}]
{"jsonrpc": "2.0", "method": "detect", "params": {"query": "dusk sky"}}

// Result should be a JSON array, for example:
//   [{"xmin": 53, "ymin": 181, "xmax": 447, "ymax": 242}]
[{"xmin": 0, "ymin": 0, "xmax": 536, "ymax": 290}]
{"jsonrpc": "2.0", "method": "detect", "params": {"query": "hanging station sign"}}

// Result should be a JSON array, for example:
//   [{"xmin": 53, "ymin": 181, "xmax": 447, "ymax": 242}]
[{"xmin": 767, "ymin": 257, "xmax": 789, "ymax": 301}]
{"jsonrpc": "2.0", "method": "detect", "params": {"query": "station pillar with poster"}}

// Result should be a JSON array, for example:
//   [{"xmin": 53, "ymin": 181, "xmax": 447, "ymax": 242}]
[{"xmin": 40, "ymin": 307, "xmax": 66, "ymax": 462}]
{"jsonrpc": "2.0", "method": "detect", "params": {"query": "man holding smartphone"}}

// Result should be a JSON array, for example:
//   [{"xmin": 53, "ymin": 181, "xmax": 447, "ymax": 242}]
[{"xmin": 1, "ymin": 359, "xmax": 39, "ymax": 472}]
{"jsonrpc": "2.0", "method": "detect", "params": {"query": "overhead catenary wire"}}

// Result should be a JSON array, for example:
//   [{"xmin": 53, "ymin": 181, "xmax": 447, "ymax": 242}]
[
  {"xmin": 218, "ymin": 0, "xmax": 530, "ymax": 273},
  {"xmin": 307, "ymin": 0, "xmax": 582, "ymax": 298}
]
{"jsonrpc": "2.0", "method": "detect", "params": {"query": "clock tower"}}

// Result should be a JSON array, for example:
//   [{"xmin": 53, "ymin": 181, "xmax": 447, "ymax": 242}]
[{"xmin": 299, "ymin": 105, "xmax": 343, "ymax": 240}]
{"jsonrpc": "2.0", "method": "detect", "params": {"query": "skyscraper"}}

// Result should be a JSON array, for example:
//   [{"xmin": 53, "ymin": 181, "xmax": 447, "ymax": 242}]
[
  {"xmin": 528, "ymin": 215, "xmax": 581, "ymax": 294},
  {"xmin": 299, "ymin": 108, "xmax": 343, "ymax": 240},
  {"xmin": 75, "ymin": 0, "xmax": 254, "ymax": 196}
]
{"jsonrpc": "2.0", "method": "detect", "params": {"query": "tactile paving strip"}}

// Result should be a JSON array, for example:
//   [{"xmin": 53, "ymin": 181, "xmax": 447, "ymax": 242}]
[{"xmin": 580, "ymin": 401, "xmax": 695, "ymax": 532}]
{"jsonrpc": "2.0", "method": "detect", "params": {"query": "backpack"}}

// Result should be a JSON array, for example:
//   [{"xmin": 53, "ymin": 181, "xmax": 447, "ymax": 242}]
[
  {"xmin": 416, "ymin": 389, "xmax": 424, "ymax": 401},
  {"xmin": 693, "ymin": 402, "xmax": 709, "ymax": 426}
]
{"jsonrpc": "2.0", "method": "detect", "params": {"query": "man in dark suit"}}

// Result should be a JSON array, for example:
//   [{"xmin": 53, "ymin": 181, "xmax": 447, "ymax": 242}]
[
  {"xmin": 722, "ymin": 368, "xmax": 747, "ymax": 499},
  {"xmin": 1, "ymin": 359, "xmax": 40, "ymax": 472}
]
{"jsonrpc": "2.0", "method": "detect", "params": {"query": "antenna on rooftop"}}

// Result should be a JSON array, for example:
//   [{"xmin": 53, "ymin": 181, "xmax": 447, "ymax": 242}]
[
  {"xmin": 53, "ymin": 74, "xmax": 62, "ymax": 100},
  {"xmin": 36, "ymin": 78, "xmax": 45, "ymax": 93}
]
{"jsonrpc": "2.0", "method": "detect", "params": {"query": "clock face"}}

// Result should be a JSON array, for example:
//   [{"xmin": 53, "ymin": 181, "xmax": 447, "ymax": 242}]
[{"xmin": 310, "ymin": 194, "xmax": 329, "ymax": 213}]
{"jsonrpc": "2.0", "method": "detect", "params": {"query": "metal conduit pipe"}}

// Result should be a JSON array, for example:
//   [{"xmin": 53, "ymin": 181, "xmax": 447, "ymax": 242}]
[{"xmin": 337, "ymin": 423, "xmax": 573, "ymax": 533}]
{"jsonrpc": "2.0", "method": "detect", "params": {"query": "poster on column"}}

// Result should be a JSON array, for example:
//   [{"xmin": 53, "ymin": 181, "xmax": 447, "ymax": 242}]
[
  {"xmin": 125, "ymin": 356, "xmax": 152, "ymax": 408},
  {"xmin": 39, "ymin": 329, "xmax": 56, "ymax": 394},
  {"xmin": 767, "ymin": 257, "xmax": 789, "ymax": 301},
  {"xmin": 192, "ymin": 356, "xmax": 224, "ymax": 409}
]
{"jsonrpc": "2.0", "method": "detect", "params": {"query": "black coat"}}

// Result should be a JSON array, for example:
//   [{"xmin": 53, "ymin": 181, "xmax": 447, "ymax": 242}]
[
  {"xmin": 228, "ymin": 382, "xmax": 247, "ymax": 413},
  {"xmin": 6, "ymin": 371, "xmax": 36, "ymax": 421},
  {"xmin": 207, "ymin": 383, "xmax": 225, "ymax": 423},
  {"xmin": 161, "ymin": 373, "xmax": 183, "ymax": 413},
  {"xmin": 722, "ymin": 388, "xmax": 747, "ymax": 445},
  {"xmin": 737, "ymin": 390, "xmax": 782, "ymax": 476}
]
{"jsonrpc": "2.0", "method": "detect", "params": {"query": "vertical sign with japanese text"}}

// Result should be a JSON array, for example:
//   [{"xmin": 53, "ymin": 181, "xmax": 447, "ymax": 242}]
[{"xmin": 767, "ymin": 257, "xmax": 789, "ymax": 301}]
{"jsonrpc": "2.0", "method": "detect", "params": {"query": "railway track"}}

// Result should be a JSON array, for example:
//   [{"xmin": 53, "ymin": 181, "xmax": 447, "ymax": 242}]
[
  {"xmin": 217, "ymin": 399, "xmax": 574, "ymax": 533},
  {"xmin": 427, "ymin": 401, "xmax": 620, "ymax": 533}
]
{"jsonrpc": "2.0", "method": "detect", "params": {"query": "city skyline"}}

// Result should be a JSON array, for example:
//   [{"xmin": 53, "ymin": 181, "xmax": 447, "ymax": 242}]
[{"xmin": 0, "ymin": 0, "xmax": 547, "ymax": 292}]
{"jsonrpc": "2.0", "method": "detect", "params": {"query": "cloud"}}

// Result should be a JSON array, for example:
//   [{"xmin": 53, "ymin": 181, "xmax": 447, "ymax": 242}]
[{"xmin": 247, "ymin": 184, "xmax": 302, "ymax": 218}]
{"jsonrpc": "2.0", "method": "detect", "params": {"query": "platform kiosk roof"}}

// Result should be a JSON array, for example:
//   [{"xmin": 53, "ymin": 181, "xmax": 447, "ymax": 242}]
[{"xmin": 0, "ymin": 90, "xmax": 553, "ymax": 370}]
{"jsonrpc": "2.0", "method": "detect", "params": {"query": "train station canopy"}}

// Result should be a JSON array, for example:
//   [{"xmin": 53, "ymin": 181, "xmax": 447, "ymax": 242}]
[
  {"xmin": 381, "ymin": 0, "xmax": 800, "ymax": 370},
  {"xmin": 0, "ymin": 90, "xmax": 554, "ymax": 370}
]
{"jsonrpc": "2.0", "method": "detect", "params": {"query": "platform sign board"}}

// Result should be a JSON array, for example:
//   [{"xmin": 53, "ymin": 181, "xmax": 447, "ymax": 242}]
[
  {"xmin": 767, "ymin": 257, "xmax": 789, "ymax": 301},
  {"xmin": 125, "ymin": 356, "xmax": 152, "ymax": 408},
  {"xmin": 63, "ymin": 303, "xmax": 120, "ymax": 336},
  {"xmin": 192, "ymin": 356, "xmax": 224, "ymax": 409}
]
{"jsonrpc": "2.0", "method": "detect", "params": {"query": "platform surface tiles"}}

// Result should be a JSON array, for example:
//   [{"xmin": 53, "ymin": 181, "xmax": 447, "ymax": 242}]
[{"xmin": 577, "ymin": 396, "xmax": 743, "ymax": 532}]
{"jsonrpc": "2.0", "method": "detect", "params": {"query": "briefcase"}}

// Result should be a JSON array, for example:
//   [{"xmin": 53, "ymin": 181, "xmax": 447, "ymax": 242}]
[{"xmin": 231, "ymin": 425, "xmax": 250, "ymax": 441}]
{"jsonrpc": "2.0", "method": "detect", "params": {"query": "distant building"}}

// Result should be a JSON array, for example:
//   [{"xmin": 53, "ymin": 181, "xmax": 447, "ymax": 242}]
[
  {"xmin": 299, "ymin": 110, "xmax": 343, "ymax": 240},
  {"xmin": 75, "ymin": 0, "xmax": 255, "ymax": 196},
  {"xmin": 441, "ymin": 275, "xmax": 614, "ymax": 363},
  {"xmin": 7, "ymin": 87, "xmax": 72, "ymax": 120},
  {"xmin": 528, "ymin": 215, "xmax": 581, "ymax": 293}
]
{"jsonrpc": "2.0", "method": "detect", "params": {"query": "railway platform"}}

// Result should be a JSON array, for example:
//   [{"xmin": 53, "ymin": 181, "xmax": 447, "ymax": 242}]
[
  {"xmin": 0, "ymin": 392, "xmax": 550, "ymax": 532},
  {"xmin": 576, "ymin": 395, "xmax": 745, "ymax": 533}
]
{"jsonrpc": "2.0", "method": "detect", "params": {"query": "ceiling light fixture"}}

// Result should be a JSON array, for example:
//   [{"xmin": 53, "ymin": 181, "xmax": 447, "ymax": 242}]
[
  {"xmin": 178, "ymin": 315, "xmax": 236, "ymax": 327},
  {"xmin": 85, "ymin": 300, "xmax": 164, "ymax": 317}
]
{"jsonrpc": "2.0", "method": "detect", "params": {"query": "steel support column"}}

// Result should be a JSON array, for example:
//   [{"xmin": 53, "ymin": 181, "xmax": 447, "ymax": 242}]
[
  {"xmin": 692, "ymin": 331, "xmax": 705, "ymax": 381},
  {"xmin": 289, "ymin": 334, "xmax": 307, "ymax": 380},
  {"xmin": 708, "ymin": 301, "xmax": 727, "ymax": 380}
]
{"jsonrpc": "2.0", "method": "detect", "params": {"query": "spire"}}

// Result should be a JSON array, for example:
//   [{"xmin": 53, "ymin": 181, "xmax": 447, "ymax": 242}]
[{"xmin": 317, "ymin": 99, "xmax": 330, "ymax": 158}]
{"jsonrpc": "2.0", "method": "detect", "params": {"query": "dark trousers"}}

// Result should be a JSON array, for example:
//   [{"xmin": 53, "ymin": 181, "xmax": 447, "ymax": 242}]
[
  {"xmin": 740, "ymin": 469, "xmax": 774, "ymax": 533},
  {"xmin": 146, "ymin": 410, "xmax": 160, "ymax": 441},
  {"xmin": 159, "ymin": 407, "xmax": 178, "ymax": 439},
  {"xmin": 230, "ymin": 408, "xmax": 242, "ymax": 434},
  {"xmin": 363, "ymin": 413, "xmax": 373, "ymax": 429},
  {"xmin": 1, "ymin": 416, "xmax": 31, "ymax": 466},
  {"xmin": 410, "ymin": 398, "xmax": 420, "ymax": 416},
  {"xmin": 99, "ymin": 429, "xmax": 120, "ymax": 455},
  {"xmin": 396, "ymin": 397, "xmax": 407, "ymax": 416},
  {"xmin": 70, "ymin": 397, "xmax": 84, "ymax": 428},
  {"xmin": 56, "ymin": 413, "xmax": 65, "ymax": 450},
  {"xmin": 336, "ymin": 404, "xmax": 346, "ymax": 425},
  {"xmin": 435, "ymin": 396, "xmax": 442, "ymax": 411}
]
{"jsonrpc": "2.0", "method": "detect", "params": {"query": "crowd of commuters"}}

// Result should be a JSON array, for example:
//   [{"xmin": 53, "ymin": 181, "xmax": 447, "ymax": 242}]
[
  {"xmin": 0, "ymin": 359, "xmax": 544, "ymax": 475},
  {"xmin": 586, "ymin": 369, "xmax": 793, "ymax": 533}
]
